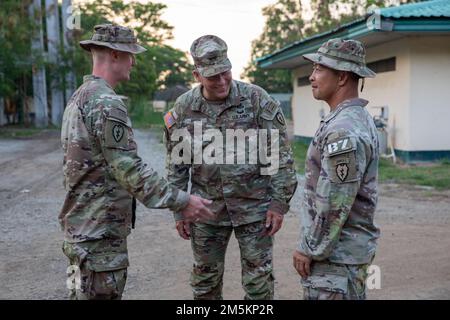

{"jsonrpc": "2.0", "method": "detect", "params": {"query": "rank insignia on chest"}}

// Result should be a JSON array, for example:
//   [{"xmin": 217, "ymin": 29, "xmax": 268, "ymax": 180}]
[{"xmin": 236, "ymin": 105, "xmax": 245, "ymax": 114}]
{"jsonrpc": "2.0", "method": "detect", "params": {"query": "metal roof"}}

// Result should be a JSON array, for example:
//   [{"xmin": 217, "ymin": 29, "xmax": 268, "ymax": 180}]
[{"xmin": 380, "ymin": 0, "xmax": 450, "ymax": 18}]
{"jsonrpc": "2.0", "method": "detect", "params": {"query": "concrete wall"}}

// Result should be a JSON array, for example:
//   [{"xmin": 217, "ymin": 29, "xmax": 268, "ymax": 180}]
[
  {"xmin": 291, "ymin": 63, "xmax": 324, "ymax": 139},
  {"xmin": 362, "ymin": 37, "xmax": 411, "ymax": 151},
  {"xmin": 408, "ymin": 36, "xmax": 450, "ymax": 151}
]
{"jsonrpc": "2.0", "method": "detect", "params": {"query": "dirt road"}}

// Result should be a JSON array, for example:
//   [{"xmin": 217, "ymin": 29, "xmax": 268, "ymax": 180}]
[{"xmin": 1, "ymin": 129, "xmax": 449, "ymax": 300}]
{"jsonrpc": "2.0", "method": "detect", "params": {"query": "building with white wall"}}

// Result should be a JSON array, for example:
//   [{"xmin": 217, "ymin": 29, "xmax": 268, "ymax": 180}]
[{"xmin": 258, "ymin": 0, "xmax": 450, "ymax": 162}]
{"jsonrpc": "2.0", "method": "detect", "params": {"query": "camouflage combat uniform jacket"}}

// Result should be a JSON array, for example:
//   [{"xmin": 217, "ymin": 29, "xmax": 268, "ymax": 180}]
[
  {"xmin": 60, "ymin": 75, "xmax": 189, "ymax": 243},
  {"xmin": 298, "ymin": 98, "xmax": 380, "ymax": 264},
  {"xmin": 164, "ymin": 80, "xmax": 298, "ymax": 226}
]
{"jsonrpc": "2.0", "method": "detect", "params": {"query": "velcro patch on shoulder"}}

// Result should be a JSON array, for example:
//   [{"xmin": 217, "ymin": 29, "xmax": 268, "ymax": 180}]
[
  {"xmin": 260, "ymin": 99, "xmax": 280, "ymax": 121},
  {"xmin": 324, "ymin": 136, "xmax": 355, "ymax": 157},
  {"xmin": 99, "ymin": 93, "xmax": 124, "ymax": 100},
  {"xmin": 164, "ymin": 111, "xmax": 177, "ymax": 129},
  {"xmin": 105, "ymin": 106, "xmax": 128, "ymax": 125},
  {"xmin": 104, "ymin": 119, "xmax": 129, "ymax": 148},
  {"xmin": 275, "ymin": 110, "xmax": 286, "ymax": 126},
  {"xmin": 330, "ymin": 155, "xmax": 357, "ymax": 183},
  {"xmin": 324, "ymin": 136, "xmax": 359, "ymax": 183}
]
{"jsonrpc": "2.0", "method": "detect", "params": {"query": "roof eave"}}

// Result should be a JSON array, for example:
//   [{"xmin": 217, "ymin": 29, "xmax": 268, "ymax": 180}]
[{"xmin": 258, "ymin": 17, "xmax": 450, "ymax": 70}]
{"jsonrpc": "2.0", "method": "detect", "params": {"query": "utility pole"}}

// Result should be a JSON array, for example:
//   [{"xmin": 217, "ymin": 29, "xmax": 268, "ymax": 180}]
[
  {"xmin": 28, "ymin": 0, "xmax": 48, "ymax": 128},
  {"xmin": 61, "ymin": 0, "xmax": 77, "ymax": 104},
  {"xmin": 46, "ymin": 0, "xmax": 65, "ymax": 126},
  {"xmin": 0, "ymin": 96, "xmax": 5, "ymax": 126}
]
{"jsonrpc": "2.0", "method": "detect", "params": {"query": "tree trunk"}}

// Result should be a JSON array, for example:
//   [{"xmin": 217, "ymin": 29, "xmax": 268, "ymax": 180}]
[
  {"xmin": 28, "ymin": 0, "xmax": 49, "ymax": 128},
  {"xmin": 46, "ymin": 0, "xmax": 65, "ymax": 126},
  {"xmin": 61, "ymin": 0, "xmax": 77, "ymax": 105},
  {"xmin": 0, "ymin": 97, "xmax": 5, "ymax": 126}
]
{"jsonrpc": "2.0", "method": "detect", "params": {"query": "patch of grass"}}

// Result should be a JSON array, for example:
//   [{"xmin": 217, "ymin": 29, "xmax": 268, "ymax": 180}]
[
  {"xmin": 292, "ymin": 141, "xmax": 450, "ymax": 190},
  {"xmin": 128, "ymin": 99, "xmax": 165, "ymax": 128},
  {"xmin": 379, "ymin": 158, "xmax": 450, "ymax": 190},
  {"xmin": 292, "ymin": 141, "xmax": 309, "ymax": 175},
  {"xmin": 0, "ymin": 127, "xmax": 47, "ymax": 138}
]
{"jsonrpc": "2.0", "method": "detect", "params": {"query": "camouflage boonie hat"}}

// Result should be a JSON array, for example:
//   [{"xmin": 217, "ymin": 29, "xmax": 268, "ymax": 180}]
[
  {"xmin": 190, "ymin": 35, "xmax": 232, "ymax": 77},
  {"xmin": 303, "ymin": 38, "xmax": 376, "ymax": 78},
  {"xmin": 79, "ymin": 24, "xmax": 146, "ymax": 54}
]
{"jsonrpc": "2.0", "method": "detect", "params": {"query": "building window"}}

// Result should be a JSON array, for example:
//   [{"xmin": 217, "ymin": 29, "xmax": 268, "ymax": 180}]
[
  {"xmin": 297, "ymin": 76, "xmax": 310, "ymax": 87},
  {"xmin": 367, "ymin": 57, "xmax": 396, "ymax": 74}
]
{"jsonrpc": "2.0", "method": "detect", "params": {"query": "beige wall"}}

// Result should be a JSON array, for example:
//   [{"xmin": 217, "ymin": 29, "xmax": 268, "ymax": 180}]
[
  {"xmin": 362, "ymin": 38, "xmax": 411, "ymax": 151},
  {"xmin": 409, "ymin": 36, "xmax": 450, "ymax": 151},
  {"xmin": 291, "ymin": 35, "xmax": 450, "ymax": 152},
  {"xmin": 291, "ymin": 64, "xmax": 325, "ymax": 138}
]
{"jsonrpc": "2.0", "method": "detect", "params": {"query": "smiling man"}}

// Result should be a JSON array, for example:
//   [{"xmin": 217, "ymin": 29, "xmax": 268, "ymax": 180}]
[
  {"xmin": 292, "ymin": 38, "xmax": 380, "ymax": 300},
  {"xmin": 164, "ymin": 35, "xmax": 297, "ymax": 300},
  {"xmin": 60, "ymin": 24, "xmax": 214, "ymax": 300}
]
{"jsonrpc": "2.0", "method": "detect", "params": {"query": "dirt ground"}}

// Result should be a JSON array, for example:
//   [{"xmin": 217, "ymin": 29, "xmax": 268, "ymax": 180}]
[{"xmin": 0, "ymin": 129, "xmax": 449, "ymax": 300}]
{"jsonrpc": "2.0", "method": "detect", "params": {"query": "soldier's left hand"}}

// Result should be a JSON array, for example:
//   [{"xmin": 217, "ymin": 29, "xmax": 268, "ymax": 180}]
[
  {"xmin": 264, "ymin": 210, "xmax": 284, "ymax": 236},
  {"xmin": 293, "ymin": 250, "xmax": 312, "ymax": 279}
]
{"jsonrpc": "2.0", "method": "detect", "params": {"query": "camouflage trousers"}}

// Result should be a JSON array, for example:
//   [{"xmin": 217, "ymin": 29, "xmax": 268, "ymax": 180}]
[
  {"xmin": 190, "ymin": 220, "xmax": 274, "ymax": 300},
  {"xmin": 62, "ymin": 238, "xmax": 129, "ymax": 300},
  {"xmin": 301, "ymin": 260, "xmax": 371, "ymax": 300}
]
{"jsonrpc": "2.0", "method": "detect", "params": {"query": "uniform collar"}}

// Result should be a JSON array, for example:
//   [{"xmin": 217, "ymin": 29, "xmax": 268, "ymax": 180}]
[
  {"xmin": 191, "ymin": 80, "xmax": 241, "ymax": 112},
  {"xmin": 83, "ymin": 75, "xmax": 113, "ymax": 89},
  {"xmin": 322, "ymin": 98, "xmax": 368, "ymax": 123}
]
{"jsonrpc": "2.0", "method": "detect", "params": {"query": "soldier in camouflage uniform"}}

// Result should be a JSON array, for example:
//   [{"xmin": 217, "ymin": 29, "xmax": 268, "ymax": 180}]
[
  {"xmin": 164, "ymin": 35, "xmax": 298, "ymax": 300},
  {"xmin": 292, "ymin": 38, "xmax": 380, "ymax": 300},
  {"xmin": 60, "ymin": 24, "xmax": 213, "ymax": 300}
]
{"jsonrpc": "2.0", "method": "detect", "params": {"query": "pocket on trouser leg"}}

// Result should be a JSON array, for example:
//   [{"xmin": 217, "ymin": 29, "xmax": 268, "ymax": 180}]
[
  {"xmin": 346, "ymin": 264, "xmax": 369, "ymax": 300},
  {"xmin": 190, "ymin": 262, "xmax": 225, "ymax": 300},
  {"xmin": 303, "ymin": 287, "xmax": 345, "ymax": 300},
  {"xmin": 81, "ymin": 251, "xmax": 129, "ymax": 300},
  {"xmin": 112, "ymin": 269, "xmax": 127, "ymax": 299},
  {"xmin": 236, "ymin": 221, "xmax": 274, "ymax": 300},
  {"xmin": 241, "ymin": 252, "xmax": 274, "ymax": 300},
  {"xmin": 94, "ymin": 268, "xmax": 127, "ymax": 300},
  {"xmin": 301, "ymin": 262, "xmax": 349, "ymax": 300},
  {"xmin": 243, "ymin": 272, "xmax": 274, "ymax": 300},
  {"xmin": 78, "ymin": 268, "xmax": 127, "ymax": 300},
  {"xmin": 62, "ymin": 241, "xmax": 88, "ymax": 300},
  {"xmin": 62, "ymin": 240, "xmax": 129, "ymax": 300}
]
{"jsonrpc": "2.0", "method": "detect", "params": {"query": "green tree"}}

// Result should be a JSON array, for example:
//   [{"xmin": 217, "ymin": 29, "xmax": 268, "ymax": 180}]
[
  {"xmin": 243, "ymin": 0, "xmax": 422, "ymax": 93},
  {"xmin": 0, "ymin": 0, "xmax": 34, "ymax": 98},
  {"xmin": 242, "ymin": 0, "xmax": 307, "ymax": 93},
  {"xmin": 0, "ymin": 0, "xmax": 192, "ymax": 126},
  {"xmin": 71, "ymin": 0, "xmax": 193, "ymax": 99}
]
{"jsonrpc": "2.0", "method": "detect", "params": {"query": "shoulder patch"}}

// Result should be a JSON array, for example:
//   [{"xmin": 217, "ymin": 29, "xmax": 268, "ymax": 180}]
[
  {"xmin": 335, "ymin": 160, "xmax": 350, "ymax": 182},
  {"xmin": 276, "ymin": 111, "xmax": 285, "ymax": 125},
  {"xmin": 164, "ymin": 111, "xmax": 177, "ymax": 129},
  {"xmin": 107, "ymin": 107, "xmax": 128, "ymax": 124},
  {"xmin": 99, "ymin": 93, "xmax": 123, "ymax": 100},
  {"xmin": 324, "ymin": 136, "xmax": 355, "ymax": 157},
  {"xmin": 323, "ymin": 135, "xmax": 359, "ymax": 183},
  {"xmin": 260, "ymin": 99, "xmax": 280, "ymax": 121},
  {"xmin": 327, "ymin": 151, "xmax": 358, "ymax": 183},
  {"xmin": 104, "ymin": 119, "xmax": 129, "ymax": 148}
]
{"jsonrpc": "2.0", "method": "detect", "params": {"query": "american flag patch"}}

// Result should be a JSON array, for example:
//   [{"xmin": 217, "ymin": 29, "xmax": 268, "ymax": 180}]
[{"xmin": 164, "ymin": 111, "xmax": 176, "ymax": 129}]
